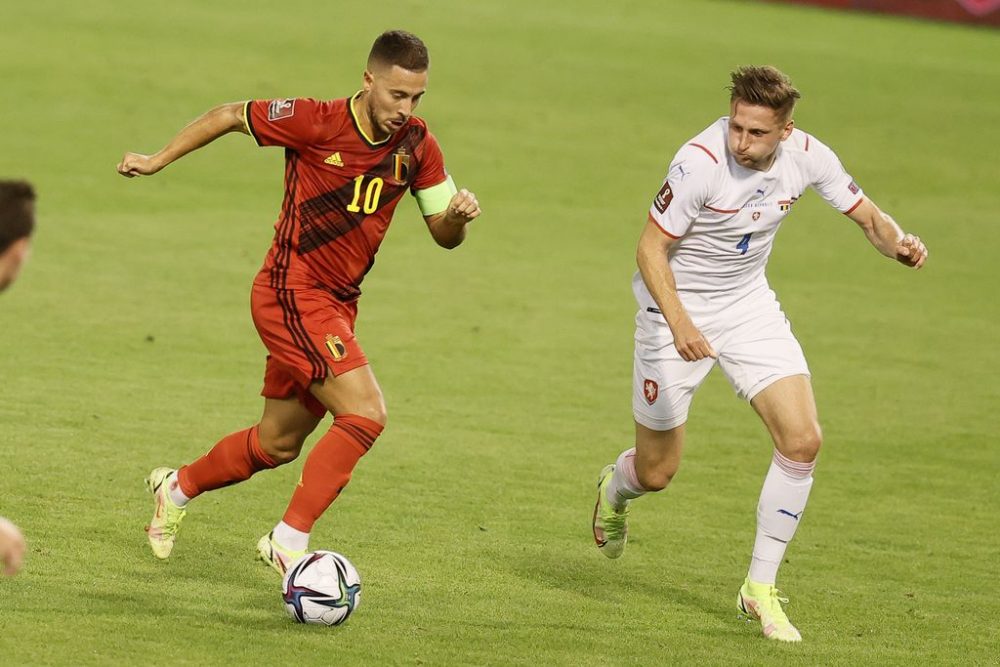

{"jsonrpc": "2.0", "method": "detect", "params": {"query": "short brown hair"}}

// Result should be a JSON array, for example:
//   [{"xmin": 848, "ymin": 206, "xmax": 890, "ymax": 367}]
[
  {"xmin": 0, "ymin": 180, "xmax": 36, "ymax": 253},
  {"xmin": 728, "ymin": 65, "xmax": 801, "ymax": 119},
  {"xmin": 368, "ymin": 30, "xmax": 429, "ymax": 72}
]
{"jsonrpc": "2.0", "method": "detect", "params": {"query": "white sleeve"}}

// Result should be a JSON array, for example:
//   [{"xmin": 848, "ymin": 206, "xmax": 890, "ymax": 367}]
[
  {"xmin": 807, "ymin": 134, "xmax": 864, "ymax": 213},
  {"xmin": 648, "ymin": 150, "xmax": 713, "ymax": 238}
]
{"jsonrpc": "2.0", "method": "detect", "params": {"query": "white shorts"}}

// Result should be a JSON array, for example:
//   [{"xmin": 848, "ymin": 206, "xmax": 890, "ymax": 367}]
[{"xmin": 632, "ymin": 289, "xmax": 810, "ymax": 431}]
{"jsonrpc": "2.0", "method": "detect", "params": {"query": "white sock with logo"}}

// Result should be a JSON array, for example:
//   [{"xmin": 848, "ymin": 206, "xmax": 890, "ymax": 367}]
[
  {"xmin": 748, "ymin": 449, "xmax": 815, "ymax": 585},
  {"xmin": 605, "ymin": 448, "xmax": 647, "ymax": 511},
  {"xmin": 168, "ymin": 472, "xmax": 191, "ymax": 507},
  {"xmin": 273, "ymin": 521, "xmax": 310, "ymax": 552}
]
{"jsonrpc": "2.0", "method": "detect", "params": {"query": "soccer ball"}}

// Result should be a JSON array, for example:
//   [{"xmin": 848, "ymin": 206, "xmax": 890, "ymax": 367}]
[{"xmin": 282, "ymin": 550, "xmax": 362, "ymax": 626}]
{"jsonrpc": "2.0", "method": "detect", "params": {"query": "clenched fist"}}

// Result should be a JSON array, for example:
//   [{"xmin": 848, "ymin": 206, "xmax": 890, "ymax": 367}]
[
  {"xmin": 117, "ymin": 153, "xmax": 163, "ymax": 178},
  {"xmin": 895, "ymin": 233, "xmax": 928, "ymax": 269},
  {"xmin": 445, "ymin": 189, "xmax": 481, "ymax": 224}
]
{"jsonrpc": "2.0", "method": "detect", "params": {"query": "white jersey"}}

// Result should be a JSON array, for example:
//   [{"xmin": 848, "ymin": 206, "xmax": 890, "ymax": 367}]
[{"xmin": 635, "ymin": 117, "xmax": 864, "ymax": 318}]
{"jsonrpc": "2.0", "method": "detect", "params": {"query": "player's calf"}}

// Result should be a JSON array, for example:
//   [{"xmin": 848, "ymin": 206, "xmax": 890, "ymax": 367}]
[{"xmin": 263, "ymin": 414, "xmax": 384, "ymax": 570}]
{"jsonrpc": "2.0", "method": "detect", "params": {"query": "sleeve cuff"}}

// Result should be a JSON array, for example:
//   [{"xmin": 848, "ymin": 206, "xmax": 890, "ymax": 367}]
[{"xmin": 243, "ymin": 101, "xmax": 262, "ymax": 147}]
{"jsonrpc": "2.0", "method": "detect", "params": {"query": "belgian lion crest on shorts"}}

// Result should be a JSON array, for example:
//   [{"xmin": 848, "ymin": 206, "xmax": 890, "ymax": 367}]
[{"xmin": 643, "ymin": 379, "xmax": 658, "ymax": 405}]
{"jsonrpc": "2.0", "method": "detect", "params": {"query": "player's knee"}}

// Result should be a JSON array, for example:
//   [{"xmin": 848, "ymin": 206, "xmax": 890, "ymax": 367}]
[
  {"xmin": 779, "ymin": 423, "xmax": 823, "ymax": 463},
  {"xmin": 352, "ymin": 399, "xmax": 387, "ymax": 428},
  {"xmin": 266, "ymin": 446, "xmax": 301, "ymax": 465},
  {"xmin": 636, "ymin": 463, "xmax": 678, "ymax": 492},
  {"xmin": 258, "ymin": 430, "xmax": 306, "ymax": 465}
]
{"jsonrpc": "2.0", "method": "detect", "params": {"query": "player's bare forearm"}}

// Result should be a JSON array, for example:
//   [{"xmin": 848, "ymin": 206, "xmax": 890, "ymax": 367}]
[
  {"xmin": 849, "ymin": 198, "xmax": 901, "ymax": 257},
  {"xmin": 847, "ymin": 197, "xmax": 928, "ymax": 268},
  {"xmin": 117, "ymin": 102, "xmax": 248, "ymax": 178},
  {"xmin": 426, "ymin": 213, "xmax": 467, "ymax": 248},
  {"xmin": 637, "ymin": 228, "xmax": 686, "ymax": 327},
  {"xmin": 637, "ymin": 220, "xmax": 717, "ymax": 360},
  {"xmin": 424, "ymin": 189, "xmax": 481, "ymax": 249}
]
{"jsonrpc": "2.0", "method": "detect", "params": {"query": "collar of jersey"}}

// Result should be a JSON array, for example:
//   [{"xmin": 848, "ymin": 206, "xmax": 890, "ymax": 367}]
[{"xmin": 349, "ymin": 91, "xmax": 392, "ymax": 147}]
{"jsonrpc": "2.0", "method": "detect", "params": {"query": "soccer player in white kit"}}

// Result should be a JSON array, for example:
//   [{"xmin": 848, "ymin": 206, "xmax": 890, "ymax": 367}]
[{"xmin": 591, "ymin": 66, "xmax": 928, "ymax": 642}]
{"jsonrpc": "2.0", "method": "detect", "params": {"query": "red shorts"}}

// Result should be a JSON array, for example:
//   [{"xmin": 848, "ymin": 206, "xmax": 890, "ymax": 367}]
[{"xmin": 251, "ymin": 284, "xmax": 368, "ymax": 417}]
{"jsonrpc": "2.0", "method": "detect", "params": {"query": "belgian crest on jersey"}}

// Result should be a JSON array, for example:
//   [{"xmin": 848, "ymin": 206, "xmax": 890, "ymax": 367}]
[{"xmin": 392, "ymin": 148, "xmax": 410, "ymax": 185}]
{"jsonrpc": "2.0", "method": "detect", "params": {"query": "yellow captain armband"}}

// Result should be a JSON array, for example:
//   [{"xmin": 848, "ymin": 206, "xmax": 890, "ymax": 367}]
[{"xmin": 414, "ymin": 175, "xmax": 457, "ymax": 216}]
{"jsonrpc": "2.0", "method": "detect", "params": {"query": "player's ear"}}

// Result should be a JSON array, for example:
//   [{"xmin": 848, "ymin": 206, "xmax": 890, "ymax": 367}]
[
  {"xmin": 0, "ymin": 237, "xmax": 31, "ymax": 292},
  {"xmin": 780, "ymin": 118, "xmax": 794, "ymax": 141},
  {"xmin": 362, "ymin": 69, "xmax": 375, "ymax": 92}
]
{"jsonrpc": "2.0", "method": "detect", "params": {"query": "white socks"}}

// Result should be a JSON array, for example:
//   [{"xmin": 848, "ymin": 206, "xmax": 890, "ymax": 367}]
[
  {"xmin": 273, "ymin": 521, "xmax": 310, "ymax": 552},
  {"xmin": 748, "ymin": 449, "xmax": 815, "ymax": 585},
  {"xmin": 168, "ymin": 472, "xmax": 191, "ymax": 507},
  {"xmin": 606, "ymin": 448, "xmax": 647, "ymax": 511}
]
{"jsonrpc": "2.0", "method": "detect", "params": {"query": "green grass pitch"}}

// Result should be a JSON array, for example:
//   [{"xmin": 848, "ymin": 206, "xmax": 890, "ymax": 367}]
[{"xmin": 1, "ymin": 1, "xmax": 998, "ymax": 664}]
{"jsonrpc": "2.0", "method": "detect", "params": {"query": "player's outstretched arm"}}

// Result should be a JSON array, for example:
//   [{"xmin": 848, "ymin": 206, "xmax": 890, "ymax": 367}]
[
  {"xmin": 637, "ymin": 219, "xmax": 717, "ymax": 362},
  {"xmin": 846, "ymin": 197, "xmax": 928, "ymax": 269},
  {"xmin": 423, "ymin": 189, "xmax": 481, "ymax": 249},
  {"xmin": 117, "ymin": 102, "xmax": 249, "ymax": 178},
  {"xmin": 0, "ymin": 516, "xmax": 26, "ymax": 576}
]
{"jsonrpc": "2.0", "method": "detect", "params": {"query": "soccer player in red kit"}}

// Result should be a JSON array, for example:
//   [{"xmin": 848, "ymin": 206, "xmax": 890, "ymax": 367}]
[{"xmin": 117, "ymin": 31, "xmax": 481, "ymax": 574}]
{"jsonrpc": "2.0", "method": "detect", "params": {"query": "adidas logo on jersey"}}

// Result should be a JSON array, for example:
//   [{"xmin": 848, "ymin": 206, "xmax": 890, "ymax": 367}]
[{"xmin": 324, "ymin": 152, "xmax": 344, "ymax": 167}]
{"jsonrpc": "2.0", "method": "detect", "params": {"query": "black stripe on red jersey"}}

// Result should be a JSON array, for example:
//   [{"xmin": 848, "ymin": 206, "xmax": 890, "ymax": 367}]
[
  {"xmin": 275, "ymin": 288, "xmax": 328, "ymax": 381},
  {"xmin": 296, "ymin": 178, "xmax": 407, "ymax": 254},
  {"xmin": 271, "ymin": 152, "xmax": 300, "ymax": 289},
  {"xmin": 297, "ymin": 125, "xmax": 426, "ymax": 256}
]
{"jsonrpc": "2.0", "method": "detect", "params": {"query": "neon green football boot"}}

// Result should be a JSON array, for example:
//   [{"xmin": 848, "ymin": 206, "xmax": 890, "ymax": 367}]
[
  {"xmin": 737, "ymin": 578, "xmax": 803, "ymax": 642},
  {"xmin": 145, "ymin": 467, "xmax": 187, "ymax": 559},
  {"xmin": 257, "ymin": 531, "xmax": 307, "ymax": 576},
  {"xmin": 592, "ymin": 464, "xmax": 630, "ymax": 559}
]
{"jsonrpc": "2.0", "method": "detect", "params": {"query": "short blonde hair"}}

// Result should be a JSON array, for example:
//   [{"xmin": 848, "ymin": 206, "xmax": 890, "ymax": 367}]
[{"xmin": 728, "ymin": 66, "xmax": 801, "ymax": 120}]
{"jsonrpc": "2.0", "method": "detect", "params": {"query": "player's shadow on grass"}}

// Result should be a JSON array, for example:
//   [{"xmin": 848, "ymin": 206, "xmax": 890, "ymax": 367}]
[
  {"xmin": 78, "ymin": 534, "xmax": 294, "ymax": 626},
  {"xmin": 80, "ymin": 570, "xmax": 305, "ymax": 632},
  {"xmin": 501, "ymin": 542, "xmax": 733, "ymax": 628}
]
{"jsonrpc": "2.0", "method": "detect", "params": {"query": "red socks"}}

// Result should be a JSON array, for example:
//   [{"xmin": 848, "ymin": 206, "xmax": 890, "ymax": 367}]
[
  {"xmin": 177, "ymin": 425, "xmax": 277, "ymax": 498},
  {"xmin": 281, "ymin": 414, "xmax": 383, "ymax": 532},
  {"xmin": 174, "ymin": 415, "xmax": 382, "ymax": 531}
]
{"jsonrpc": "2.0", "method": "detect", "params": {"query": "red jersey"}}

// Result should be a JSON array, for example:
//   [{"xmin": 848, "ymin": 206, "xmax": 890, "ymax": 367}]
[{"xmin": 245, "ymin": 95, "xmax": 448, "ymax": 301}]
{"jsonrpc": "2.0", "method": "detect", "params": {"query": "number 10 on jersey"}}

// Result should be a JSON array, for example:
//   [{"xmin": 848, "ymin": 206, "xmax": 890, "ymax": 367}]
[{"xmin": 347, "ymin": 175, "xmax": 384, "ymax": 214}]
